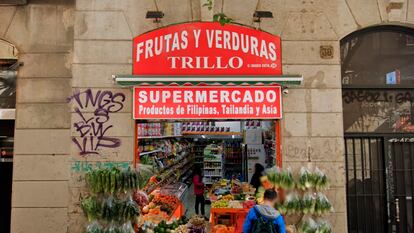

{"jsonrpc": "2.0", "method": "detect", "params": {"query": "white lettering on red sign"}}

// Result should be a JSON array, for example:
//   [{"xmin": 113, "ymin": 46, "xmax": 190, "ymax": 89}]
[
  {"xmin": 132, "ymin": 22, "xmax": 282, "ymax": 75},
  {"xmin": 133, "ymin": 86, "xmax": 282, "ymax": 119}
]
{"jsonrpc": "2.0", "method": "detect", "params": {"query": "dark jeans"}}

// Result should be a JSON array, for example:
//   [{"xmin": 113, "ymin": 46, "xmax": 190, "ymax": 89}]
[{"xmin": 195, "ymin": 194, "xmax": 205, "ymax": 215}]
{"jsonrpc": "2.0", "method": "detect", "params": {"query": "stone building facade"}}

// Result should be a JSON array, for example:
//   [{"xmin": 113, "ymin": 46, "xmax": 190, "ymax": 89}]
[{"xmin": 0, "ymin": 0, "xmax": 413, "ymax": 233}]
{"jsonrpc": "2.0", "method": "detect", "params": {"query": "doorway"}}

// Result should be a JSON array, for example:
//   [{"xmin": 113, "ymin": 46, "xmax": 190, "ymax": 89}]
[
  {"xmin": 341, "ymin": 26, "xmax": 414, "ymax": 233},
  {"xmin": 388, "ymin": 137, "xmax": 414, "ymax": 233},
  {"xmin": 0, "ymin": 39, "xmax": 17, "ymax": 233}
]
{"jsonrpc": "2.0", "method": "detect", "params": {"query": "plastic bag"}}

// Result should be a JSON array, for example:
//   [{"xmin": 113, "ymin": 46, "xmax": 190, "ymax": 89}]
[
  {"xmin": 104, "ymin": 222, "xmax": 120, "ymax": 233},
  {"xmin": 298, "ymin": 217, "xmax": 318, "ymax": 233},
  {"xmin": 301, "ymin": 192, "xmax": 315, "ymax": 214},
  {"xmin": 81, "ymin": 195, "xmax": 101, "ymax": 222},
  {"xmin": 265, "ymin": 166, "xmax": 295, "ymax": 190},
  {"xmin": 123, "ymin": 195, "xmax": 140, "ymax": 222},
  {"xmin": 278, "ymin": 192, "xmax": 301, "ymax": 215},
  {"xmin": 314, "ymin": 193, "xmax": 332, "ymax": 215},
  {"xmin": 316, "ymin": 220, "xmax": 332, "ymax": 233},
  {"xmin": 297, "ymin": 167, "xmax": 314, "ymax": 190},
  {"xmin": 122, "ymin": 221, "xmax": 135, "ymax": 233},
  {"xmin": 101, "ymin": 196, "xmax": 115, "ymax": 221},
  {"xmin": 314, "ymin": 167, "xmax": 329, "ymax": 191},
  {"xmin": 280, "ymin": 167, "xmax": 295, "ymax": 190},
  {"xmin": 86, "ymin": 221, "xmax": 104, "ymax": 233},
  {"xmin": 133, "ymin": 190, "xmax": 149, "ymax": 209}
]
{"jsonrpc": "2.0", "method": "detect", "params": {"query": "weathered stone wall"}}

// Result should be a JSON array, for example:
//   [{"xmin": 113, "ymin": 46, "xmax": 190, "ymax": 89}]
[
  {"xmin": 4, "ymin": 0, "xmax": 414, "ymax": 232},
  {"xmin": 0, "ymin": 1, "xmax": 74, "ymax": 233}
]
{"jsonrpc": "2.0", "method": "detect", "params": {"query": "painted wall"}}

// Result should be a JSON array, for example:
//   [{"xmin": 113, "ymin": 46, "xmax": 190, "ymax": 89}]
[
  {"xmin": 0, "ymin": 1, "xmax": 74, "ymax": 233},
  {"xmin": 2, "ymin": 0, "xmax": 414, "ymax": 232}
]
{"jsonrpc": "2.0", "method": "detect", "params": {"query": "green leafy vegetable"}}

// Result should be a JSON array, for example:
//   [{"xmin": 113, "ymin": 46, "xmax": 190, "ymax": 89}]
[
  {"xmin": 298, "ymin": 218, "xmax": 317, "ymax": 233},
  {"xmin": 314, "ymin": 193, "xmax": 332, "ymax": 216},
  {"xmin": 81, "ymin": 196, "xmax": 101, "ymax": 222},
  {"xmin": 301, "ymin": 193, "xmax": 315, "ymax": 214},
  {"xmin": 86, "ymin": 221, "xmax": 104, "ymax": 233}
]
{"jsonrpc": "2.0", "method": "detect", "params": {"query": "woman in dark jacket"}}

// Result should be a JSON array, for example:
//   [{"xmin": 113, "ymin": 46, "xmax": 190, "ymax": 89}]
[{"xmin": 250, "ymin": 163, "xmax": 264, "ymax": 191}]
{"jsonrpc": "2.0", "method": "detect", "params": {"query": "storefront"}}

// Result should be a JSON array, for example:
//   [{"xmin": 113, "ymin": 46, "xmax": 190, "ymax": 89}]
[
  {"xmin": 127, "ymin": 22, "xmax": 292, "ymax": 233},
  {"xmin": 5, "ymin": 1, "xmax": 414, "ymax": 233},
  {"xmin": 74, "ymin": 21, "xmax": 338, "ymax": 233}
]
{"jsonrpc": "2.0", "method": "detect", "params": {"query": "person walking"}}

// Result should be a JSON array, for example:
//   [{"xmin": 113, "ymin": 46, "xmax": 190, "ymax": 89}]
[
  {"xmin": 243, "ymin": 189, "xmax": 286, "ymax": 233},
  {"xmin": 193, "ymin": 166, "xmax": 205, "ymax": 216}
]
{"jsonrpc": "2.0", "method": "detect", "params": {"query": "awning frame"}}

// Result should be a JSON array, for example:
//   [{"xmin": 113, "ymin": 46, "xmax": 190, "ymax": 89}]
[{"xmin": 113, "ymin": 75, "xmax": 303, "ymax": 86}]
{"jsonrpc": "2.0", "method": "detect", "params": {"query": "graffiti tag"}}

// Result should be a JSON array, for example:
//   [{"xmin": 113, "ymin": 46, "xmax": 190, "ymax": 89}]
[{"xmin": 68, "ymin": 89, "xmax": 126, "ymax": 156}]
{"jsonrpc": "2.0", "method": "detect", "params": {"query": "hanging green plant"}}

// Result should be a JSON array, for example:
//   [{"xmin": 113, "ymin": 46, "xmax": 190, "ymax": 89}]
[
  {"xmin": 202, "ymin": 0, "xmax": 233, "ymax": 26},
  {"xmin": 202, "ymin": 0, "xmax": 213, "ymax": 10},
  {"xmin": 213, "ymin": 13, "xmax": 233, "ymax": 26}
]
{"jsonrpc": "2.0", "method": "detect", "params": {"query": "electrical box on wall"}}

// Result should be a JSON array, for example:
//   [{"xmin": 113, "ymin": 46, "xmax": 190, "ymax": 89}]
[{"xmin": 0, "ymin": 0, "xmax": 26, "ymax": 5}]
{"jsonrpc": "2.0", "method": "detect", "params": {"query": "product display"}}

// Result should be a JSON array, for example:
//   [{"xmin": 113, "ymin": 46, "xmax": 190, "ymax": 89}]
[
  {"xmin": 203, "ymin": 144, "xmax": 223, "ymax": 184},
  {"xmin": 81, "ymin": 166, "xmax": 146, "ymax": 233},
  {"xmin": 132, "ymin": 120, "xmax": 334, "ymax": 233},
  {"xmin": 297, "ymin": 167, "xmax": 330, "ymax": 191},
  {"xmin": 255, "ymin": 166, "xmax": 332, "ymax": 232},
  {"xmin": 298, "ymin": 218, "xmax": 332, "ymax": 233}
]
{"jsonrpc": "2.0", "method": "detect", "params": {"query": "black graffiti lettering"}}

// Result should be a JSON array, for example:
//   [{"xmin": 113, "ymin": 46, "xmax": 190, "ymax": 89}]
[
  {"xmin": 68, "ymin": 89, "xmax": 126, "ymax": 156},
  {"xmin": 96, "ymin": 136, "xmax": 121, "ymax": 149},
  {"xmin": 343, "ymin": 90, "xmax": 413, "ymax": 104}
]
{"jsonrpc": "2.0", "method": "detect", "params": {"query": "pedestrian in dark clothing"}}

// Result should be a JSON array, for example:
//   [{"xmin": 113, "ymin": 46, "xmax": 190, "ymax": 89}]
[
  {"xmin": 250, "ymin": 163, "xmax": 265, "ymax": 191},
  {"xmin": 193, "ymin": 166, "xmax": 205, "ymax": 216}
]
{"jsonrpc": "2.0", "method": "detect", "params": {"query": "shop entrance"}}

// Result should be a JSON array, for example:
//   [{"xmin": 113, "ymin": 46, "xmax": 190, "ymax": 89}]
[
  {"xmin": 135, "ymin": 120, "xmax": 281, "ymax": 230},
  {"xmin": 341, "ymin": 26, "xmax": 414, "ymax": 233}
]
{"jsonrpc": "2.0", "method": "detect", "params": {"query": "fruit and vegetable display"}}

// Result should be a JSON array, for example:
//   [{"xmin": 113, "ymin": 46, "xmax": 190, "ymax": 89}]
[
  {"xmin": 313, "ymin": 193, "xmax": 332, "ymax": 216},
  {"xmin": 209, "ymin": 179, "xmax": 256, "ymax": 210},
  {"xmin": 276, "ymin": 192, "xmax": 332, "ymax": 216},
  {"xmin": 81, "ymin": 195, "xmax": 140, "ymax": 222},
  {"xmin": 139, "ymin": 216, "xmax": 188, "ymax": 233},
  {"xmin": 297, "ymin": 167, "xmax": 329, "ymax": 191},
  {"xmin": 298, "ymin": 218, "xmax": 332, "ymax": 233},
  {"xmin": 85, "ymin": 166, "xmax": 154, "ymax": 194},
  {"xmin": 254, "ymin": 166, "xmax": 333, "ymax": 233},
  {"xmin": 213, "ymin": 225, "xmax": 235, "ymax": 233},
  {"xmin": 228, "ymin": 200, "xmax": 243, "ymax": 208},
  {"xmin": 133, "ymin": 190, "xmax": 149, "ymax": 209},
  {"xmin": 81, "ymin": 166, "xmax": 148, "ymax": 233},
  {"xmin": 86, "ymin": 219, "xmax": 136, "ymax": 233},
  {"xmin": 140, "ymin": 193, "xmax": 182, "ymax": 226},
  {"xmin": 187, "ymin": 215, "xmax": 208, "ymax": 233},
  {"xmin": 316, "ymin": 221, "xmax": 332, "ymax": 233},
  {"xmin": 298, "ymin": 218, "xmax": 318, "ymax": 233},
  {"xmin": 212, "ymin": 199, "xmax": 229, "ymax": 208},
  {"xmin": 263, "ymin": 166, "xmax": 295, "ymax": 190},
  {"xmin": 152, "ymin": 219, "xmax": 182, "ymax": 233},
  {"xmin": 277, "ymin": 192, "xmax": 301, "ymax": 215},
  {"xmin": 150, "ymin": 194, "xmax": 180, "ymax": 215},
  {"xmin": 301, "ymin": 193, "xmax": 315, "ymax": 214}
]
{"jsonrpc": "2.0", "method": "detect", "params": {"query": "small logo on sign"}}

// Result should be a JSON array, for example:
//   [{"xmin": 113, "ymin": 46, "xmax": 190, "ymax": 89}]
[{"xmin": 320, "ymin": 45, "xmax": 334, "ymax": 59}]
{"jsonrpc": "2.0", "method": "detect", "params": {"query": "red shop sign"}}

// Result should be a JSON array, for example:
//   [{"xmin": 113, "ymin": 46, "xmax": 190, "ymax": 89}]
[
  {"xmin": 133, "ymin": 22, "xmax": 282, "ymax": 76},
  {"xmin": 133, "ymin": 86, "xmax": 282, "ymax": 119}
]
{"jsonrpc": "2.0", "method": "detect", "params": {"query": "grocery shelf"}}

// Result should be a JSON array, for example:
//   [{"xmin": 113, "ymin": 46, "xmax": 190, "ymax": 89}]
[
  {"xmin": 139, "ymin": 149, "xmax": 162, "ymax": 156},
  {"xmin": 204, "ymin": 159, "xmax": 222, "ymax": 162},
  {"xmin": 182, "ymin": 131, "xmax": 241, "ymax": 136},
  {"xmin": 138, "ymin": 135, "xmax": 182, "ymax": 139}
]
